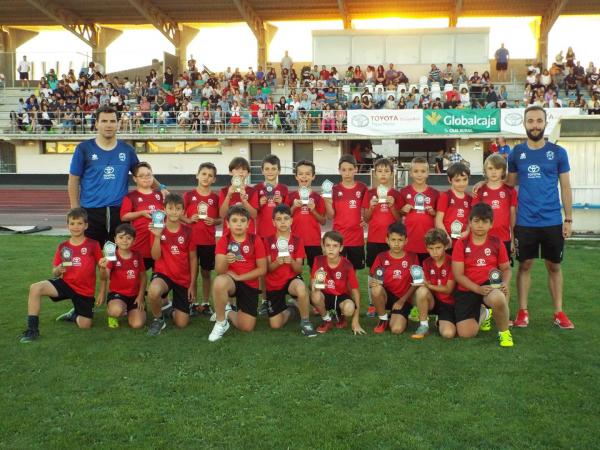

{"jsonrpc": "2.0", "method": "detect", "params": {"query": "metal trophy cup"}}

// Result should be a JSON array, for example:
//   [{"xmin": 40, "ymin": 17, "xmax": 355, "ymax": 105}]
[
  {"xmin": 373, "ymin": 266, "xmax": 385, "ymax": 284},
  {"xmin": 103, "ymin": 241, "xmax": 117, "ymax": 262},
  {"xmin": 299, "ymin": 186, "xmax": 311, "ymax": 205},
  {"xmin": 265, "ymin": 183, "xmax": 275, "ymax": 201},
  {"xmin": 314, "ymin": 267, "xmax": 326, "ymax": 290},
  {"xmin": 277, "ymin": 238, "xmax": 290, "ymax": 258},
  {"xmin": 322, "ymin": 179, "xmax": 333, "ymax": 199},
  {"xmin": 232, "ymin": 175, "xmax": 243, "ymax": 193},
  {"xmin": 227, "ymin": 241, "xmax": 243, "ymax": 261},
  {"xmin": 450, "ymin": 220, "xmax": 463, "ymax": 239},
  {"xmin": 377, "ymin": 185, "xmax": 388, "ymax": 204},
  {"xmin": 414, "ymin": 192, "xmax": 426, "ymax": 211},
  {"xmin": 61, "ymin": 247, "xmax": 73, "ymax": 267},
  {"xmin": 151, "ymin": 210, "xmax": 166, "ymax": 229},
  {"xmin": 198, "ymin": 202, "xmax": 208, "ymax": 220},
  {"xmin": 410, "ymin": 265, "xmax": 425, "ymax": 286},
  {"xmin": 489, "ymin": 268, "xmax": 503, "ymax": 289}
]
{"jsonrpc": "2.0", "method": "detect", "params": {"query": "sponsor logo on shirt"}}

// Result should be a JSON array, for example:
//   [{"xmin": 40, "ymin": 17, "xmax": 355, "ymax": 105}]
[
  {"xmin": 527, "ymin": 165, "xmax": 541, "ymax": 179},
  {"xmin": 327, "ymin": 280, "xmax": 335, "ymax": 289},
  {"xmin": 457, "ymin": 208, "xmax": 465, "ymax": 218},
  {"xmin": 170, "ymin": 245, "xmax": 180, "ymax": 255},
  {"xmin": 103, "ymin": 166, "xmax": 116, "ymax": 180},
  {"xmin": 476, "ymin": 258, "xmax": 486, "ymax": 267},
  {"xmin": 393, "ymin": 269, "xmax": 401, "ymax": 279},
  {"xmin": 73, "ymin": 257, "xmax": 81, "ymax": 266},
  {"xmin": 349, "ymin": 200, "xmax": 358, "ymax": 208},
  {"xmin": 491, "ymin": 200, "xmax": 500, "ymax": 209}
]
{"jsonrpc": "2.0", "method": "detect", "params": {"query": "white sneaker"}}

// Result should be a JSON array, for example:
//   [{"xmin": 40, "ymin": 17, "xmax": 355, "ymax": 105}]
[
  {"xmin": 210, "ymin": 303, "xmax": 232, "ymax": 322},
  {"xmin": 208, "ymin": 320, "xmax": 230, "ymax": 342}
]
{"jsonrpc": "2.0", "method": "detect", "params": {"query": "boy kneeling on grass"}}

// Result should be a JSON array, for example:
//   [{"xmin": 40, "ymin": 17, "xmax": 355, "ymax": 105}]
[{"xmin": 451, "ymin": 203, "xmax": 514, "ymax": 347}]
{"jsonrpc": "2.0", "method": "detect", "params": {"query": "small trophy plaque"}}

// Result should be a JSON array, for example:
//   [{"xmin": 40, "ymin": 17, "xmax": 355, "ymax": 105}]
[
  {"xmin": 314, "ymin": 267, "xmax": 326, "ymax": 290},
  {"xmin": 373, "ymin": 266, "xmax": 385, "ymax": 284},
  {"xmin": 299, "ymin": 186, "xmax": 311, "ymax": 205},
  {"xmin": 198, "ymin": 202, "xmax": 208, "ymax": 220},
  {"xmin": 450, "ymin": 220, "xmax": 463, "ymax": 239},
  {"xmin": 410, "ymin": 265, "xmax": 425, "ymax": 286},
  {"xmin": 103, "ymin": 241, "xmax": 117, "ymax": 261},
  {"xmin": 377, "ymin": 185, "xmax": 388, "ymax": 204},
  {"xmin": 322, "ymin": 179, "xmax": 334, "ymax": 199},
  {"xmin": 151, "ymin": 210, "xmax": 166, "ymax": 229},
  {"xmin": 232, "ymin": 175, "xmax": 243, "ymax": 193},
  {"xmin": 277, "ymin": 238, "xmax": 290, "ymax": 258},
  {"xmin": 227, "ymin": 241, "xmax": 243, "ymax": 261},
  {"xmin": 489, "ymin": 268, "xmax": 503, "ymax": 289},
  {"xmin": 265, "ymin": 183, "xmax": 275, "ymax": 200},
  {"xmin": 414, "ymin": 192, "xmax": 426, "ymax": 211},
  {"xmin": 61, "ymin": 247, "xmax": 73, "ymax": 267}
]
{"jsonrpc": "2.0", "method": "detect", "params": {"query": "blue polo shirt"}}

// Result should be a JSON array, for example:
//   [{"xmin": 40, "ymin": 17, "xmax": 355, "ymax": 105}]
[
  {"xmin": 69, "ymin": 139, "xmax": 139, "ymax": 208},
  {"xmin": 508, "ymin": 142, "xmax": 570, "ymax": 227}
]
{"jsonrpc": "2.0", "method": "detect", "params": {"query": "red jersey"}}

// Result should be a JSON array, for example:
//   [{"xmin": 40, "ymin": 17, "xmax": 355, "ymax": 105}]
[
  {"xmin": 183, "ymin": 189, "xmax": 219, "ymax": 246},
  {"xmin": 53, "ymin": 238, "xmax": 102, "ymax": 297},
  {"xmin": 287, "ymin": 190, "xmax": 325, "ymax": 246},
  {"xmin": 219, "ymin": 185, "xmax": 259, "ymax": 235},
  {"xmin": 398, "ymin": 185, "xmax": 439, "ymax": 253},
  {"xmin": 120, "ymin": 190, "xmax": 164, "ymax": 258},
  {"xmin": 311, "ymin": 255, "xmax": 359, "ymax": 296},
  {"xmin": 151, "ymin": 223, "xmax": 194, "ymax": 288},
  {"xmin": 472, "ymin": 184, "xmax": 517, "ymax": 242},
  {"xmin": 264, "ymin": 234, "xmax": 305, "ymax": 290},
  {"xmin": 332, "ymin": 181, "xmax": 368, "ymax": 246},
  {"xmin": 369, "ymin": 250, "xmax": 417, "ymax": 300},
  {"xmin": 362, "ymin": 187, "xmax": 400, "ymax": 243},
  {"xmin": 106, "ymin": 250, "xmax": 145, "ymax": 297},
  {"xmin": 422, "ymin": 255, "xmax": 454, "ymax": 305},
  {"xmin": 437, "ymin": 190, "xmax": 472, "ymax": 242},
  {"xmin": 452, "ymin": 235, "xmax": 509, "ymax": 292},
  {"xmin": 255, "ymin": 182, "xmax": 289, "ymax": 238},
  {"xmin": 215, "ymin": 233, "xmax": 267, "ymax": 289}
]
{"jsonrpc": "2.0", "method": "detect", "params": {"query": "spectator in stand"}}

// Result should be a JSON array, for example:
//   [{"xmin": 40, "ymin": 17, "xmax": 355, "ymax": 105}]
[
  {"xmin": 498, "ymin": 137, "xmax": 510, "ymax": 159},
  {"xmin": 587, "ymin": 66, "xmax": 600, "ymax": 94},
  {"xmin": 281, "ymin": 50, "xmax": 293, "ymax": 78},
  {"xmin": 455, "ymin": 64, "xmax": 468, "ymax": 84},
  {"xmin": 442, "ymin": 64, "xmax": 455, "ymax": 85},
  {"xmin": 428, "ymin": 64, "xmax": 442, "ymax": 85},
  {"xmin": 18, "ymin": 55, "xmax": 31, "ymax": 89},
  {"xmin": 351, "ymin": 65, "xmax": 365, "ymax": 87},
  {"xmin": 361, "ymin": 93, "xmax": 374, "ymax": 110},
  {"xmin": 460, "ymin": 87, "xmax": 470, "ymax": 107},
  {"xmin": 384, "ymin": 94, "xmax": 396, "ymax": 109},
  {"xmin": 564, "ymin": 68, "xmax": 579, "ymax": 97},
  {"xmin": 566, "ymin": 47, "xmax": 575, "ymax": 68},
  {"xmin": 448, "ymin": 147, "xmax": 464, "ymax": 165},
  {"xmin": 444, "ymin": 86, "xmax": 460, "ymax": 108},
  {"xmin": 497, "ymin": 85, "xmax": 508, "ymax": 108},
  {"xmin": 385, "ymin": 63, "xmax": 397, "ymax": 85},
  {"xmin": 376, "ymin": 65, "xmax": 385, "ymax": 84},
  {"xmin": 481, "ymin": 71, "xmax": 491, "ymax": 86},
  {"xmin": 495, "ymin": 43, "xmax": 510, "ymax": 81},
  {"xmin": 373, "ymin": 86, "xmax": 385, "ymax": 108},
  {"xmin": 397, "ymin": 96, "xmax": 407, "ymax": 109},
  {"xmin": 365, "ymin": 66, "xmax": 376, "ymax": 84},
  {"xmin": 469, "ymin": 71, "xmax": 482, "ymax": 96},
  {"xmin": 484, "ymin": 85, "xmax": 499, "ymax": 109}
]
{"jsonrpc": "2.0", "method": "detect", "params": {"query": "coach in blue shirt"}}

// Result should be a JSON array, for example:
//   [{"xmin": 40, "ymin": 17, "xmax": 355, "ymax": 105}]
[{"xmin": 68, "ymin": 105, "xmax": 165, "ymax": 246}]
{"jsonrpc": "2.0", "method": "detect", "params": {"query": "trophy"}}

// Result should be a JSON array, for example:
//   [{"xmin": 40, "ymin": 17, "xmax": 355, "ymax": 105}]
[
  {"xmin": 414, "ymin": 192, "xmax": 426, "ymax": 211},
  {"xmin": 277, "ymin": 238, "xmax": 290, "ymax": 258},
  {"xmin": 410, "ymin": 265, "xmax": 425, "ymax": 286},
  {"xmin": 373, "ymin": 266, "xmax": 385, "ymax": 284},
  {"xmin": 377, "ymin": 185, "xmax": 388, "ymax": 204},
  {"xmin": 450, "ymin": 220, "xmax": 463, "ymax": 239},
  {"xmin": 489, "ymin": 269, "xmax": 503, "ymax": 289},
  {"xmin": 151, "ymin": 210, "xmax": 166, "ymax": 229},
  {"xmin": 322, "ymin": 179, "xmax": 334, "ymax": 199},
  {"xmin": 227, "ymin": 241, "xmax": 243, "ymax": 261},
  {"xmin": 299, "ymin": 186, "xmax": 311, "ymax": 205},
  {"xmin": 232, "ymin": 175, "xmax": 244, "ymax": 193},
  {"xmin": 61, "ymin": 247, "xmax": 73, "ymax": 267},
  {"xmin": 198, "ymin": 202, "xmax": 208, "ymax": 220},
  {"xmin": 103, "ymin": 241, "xmax": 117, "ymax": 261},
  {"xmin": 265, "ymin": 183, "xmax": 275, "ymax": 200},
  {"xmin": 314, "ymin": 267, "xmax": 326, "ymax": 290}
]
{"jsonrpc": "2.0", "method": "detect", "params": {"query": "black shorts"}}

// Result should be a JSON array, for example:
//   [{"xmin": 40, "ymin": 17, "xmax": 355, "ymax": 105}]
[
  {"xmin": 230, "ymin": 278, "xmax": 260, "ymax": 317},
  {"xmin": 48, "ymin": 278, "xmax": 94, "ymax": 319},
  {"xmin": 196, "ymin": 244, "xmax": 216, "ymax": 271},
  {"xmin": 416, "ymin": 252, "xmax": 429, "ymax": 265},
  {"xmin": 19, "ymin": 72, "xmax": 29, "ymax": 80},
  {"xmin": 383, "ymin": 288, "xmax": 412, "ymax": 317},
  {"xmin": 323, "ymin": 292, "xmax": 355, "ymax": 315},
  {"xmin": 454, "ymin": 289, "xmax": 484, "ymax": 323},
  {"xmin": 151, "ymin": 273, "xmax": 189, "ymax": 314},
  {"xmin": 431, "ymin": 298, "xmax": 456, "ymax": 324},
  {"xmin": 366, "ymin": 242, "xmax": 389, "ymax": 268},
  {"xmin": 503, "ymin": 240, "xmax": 514, "ymax": 267},
  {"xmin": 304, "ymin": 245, "xmax": 322, "ymax": 268},
  {"xmin": 83, "ymin": 206, "xmax": 123, "ymax": 247},
  {"xmin": 514, "ymin": 225, "xmax": 564, "ymax": 264},
  {"xmin": 266, "ymin": 275, "xmax": 302, "ymax": 317},
  {"xmin": 496, "ymin": 62, "xmax": 508, "ymax": 71},
  {"xmin": 107, "ymin": 292, "xmax": 139, "ymax": 312},
  {"xmin": 143, "ymin": 258, "xmax": 155, "ymax": 272},
  {"xmin": 342, "ymin": 245, "xmax": 365, "ymax": 270}
]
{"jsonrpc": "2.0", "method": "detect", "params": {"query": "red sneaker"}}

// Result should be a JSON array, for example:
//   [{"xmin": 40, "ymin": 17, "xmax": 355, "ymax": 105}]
[
  {"xmin": 554, "ymin": 311, "xmax": 575, "ymax": 329},
  {"xmin": 317, "ymin": 320, "xmax": 334, "ymax": 334},
  {"xmin": 512, "ymin": 309, "xmax": 529, "ymax": 328},
  {"xmin": 336, "ymin": 316, "xmax": 348, "ymax": 329},
  {"xmin": 374, "ymin": 319, "xmax": 389, "ymax": 334}
]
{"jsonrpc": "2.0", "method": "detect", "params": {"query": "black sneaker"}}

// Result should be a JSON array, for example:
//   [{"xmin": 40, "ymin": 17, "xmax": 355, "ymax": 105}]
[
  {"xmin": 55, "ymin": 308, "xmax": 76, "ymax": 322},
  {"xmin": 147, "ymin": 318, "xmax": 166, "ymax": 336},
  {"xmin": 258, "ymin": 300, "xmax": 269, "ymax": 316},
  {"xmin": 20, "ymin": 328, "xmax": 40, "ymax": 343},
  {"xmin": 161, "ymin": 303, "xmax": 173, "ymax": 320},
  {"xmin": 200, "ymin": 303, "xmax": 214, "ymax": 317},
  {"xmin": 300, "ymin": 321, "xmax": 317, "ymax": 338},
  {"xmin": 189, "ymin": 303, "xmax": 200, "ymax": 317}
]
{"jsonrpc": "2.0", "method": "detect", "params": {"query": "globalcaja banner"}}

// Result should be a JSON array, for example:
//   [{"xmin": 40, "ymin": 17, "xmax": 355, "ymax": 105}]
[
  {"xmin": 423, "ymin": 109, "xmax": 501, "ymax": 134},
  {"xmin": 500, "ymin": 108, "xmax": 582, "ymax": 136},
  {"xmin": 347, "ymin": 109, "xmax": 422, "ymax": 136}
]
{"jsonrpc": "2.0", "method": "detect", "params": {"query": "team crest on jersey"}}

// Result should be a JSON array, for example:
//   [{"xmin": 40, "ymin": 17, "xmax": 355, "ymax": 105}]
[
  {"xmin": 91, "ymin": 153, "xmax": 98, "ymax": 161},
  {"xmin": 546, "ymin": 151, "xmax": 554, "ymax": 160},
  {"xmin": 271, "ymin": 244, "xmax": 276, "ymax": 250},
  {"xmin": 356, "ymin": 191, "xmax": 362, "ymax": 198},
  {"xmin": 484, "ymin": 248, "xmax": 491, "ymax": 256},
  {"xmin": 208, "ymin": 199, "xmax": 214, "ymax": 205},
  {"xmin": 402, "ymin": 261, "xmax": 408, "ymax": 268},
  {"xmin": 441, "ymin": 269, "xmax": 447, "ymax": 276},
  {"xmin": 476, "ymin": 258, "xmax": 486, "ymax": 267},
  {"xmin": 170, "ymin": 245, "xmax": 180, "ymax": 255},
  {"xmin": 499, "ymin": 191, "xmax": 506, "ymax": 199},
  {"xmin": 289, "ymin": 244, "xmax": 295, "ymax": 252},
  {"xmin": 464, "ymin": 201, "xmax": 469, "ymax": 207},
  {"xmin": 177, "ymin": 236, "xmax": 184, "ymax": 244},
  {"xmin": 337, "ymin": 191, "xmax": 343, "ymax": 197},
  {"xmin": 430, "ymin": 269, "xmax": 436, "ymax": 275},
  {"xmin": 243, "ymin": 245, "xmax": 250, "ymax": 253},
  {"xmin": 81, "ymin": 247, "xmax": 88, "ymax": 255},
  {"xmin": 520, "ymin": 152, "xmax": 526, "ymax": 159},
  {"xmin": 127, "ymin": 270, "xmax": 135, "ymax": 279},
  {"xmin": 335, "ymin": 271, "xmax": 342, "ymax": 279},
  {"xmin": 119, "ymin": 152, "xmax": 126, "ymax": 161},
  {"xmin": 155, "ymin": 194, "xmax": 161, "ymax": 200}
]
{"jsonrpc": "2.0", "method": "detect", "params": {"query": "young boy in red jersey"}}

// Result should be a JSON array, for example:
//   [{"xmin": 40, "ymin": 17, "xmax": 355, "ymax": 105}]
[
  {"xmin": 255, "ymin": 154, "xmax": 289, "ymax": 239},
  {"xmin": 182, "ymin": 162, "xmax": 221, "ymax": 316},
  {"xmin": 98, "ymin": 223, "xmax": 146, "ymax": 329},
  {"xmin": 310, "ymin": 231, "xmax": 365, "ymax": 335},
  {"xmin": 362, "ymin": 157, "xmax": 400, "ymax": 317},
  {"xmin": 436, "ymin": 162, "xmax": 472, "ymax": 248},
  {"xmin": 264, "ymin": 204, "xmax": 317, "ymax": 337},
  {"xmin": 120, "ymin": 162, "xmax": 164, "ymax": 271},
  {"xmin": 324, "ymin": 154, "xmax": 368, "ymax": 269},
  {"xmin": 209, "ymin": 206, "xmax": 268, "ymax": 342},
  {"xmin": 398, "ymin": 157, "xmax": 439, "ymax": 264},
  {"xmin": 147, "ymin": 194, "xmax": 198, "ymax": 336},
  {"xmin": 20, "ymin": 208, "xmax": 103, "ymax": 342},
  {"xmin": 219, "ymin": 157, "xmax": 259, "ymax": 235},
  {"xmin": 472, "ymin": 154, "xmax": 517, "ymax": 264},
  {"xmin": 411, "ymin": 229, "xmax": 456, "ymax": 340},
  {"xmin": 452, "ymin": 203, "xmax": 514, "ymax": 347},
  {"xmin": 287, "ymin": 159, "xmax": 327, "ymax": 268},
  {"xmin": 369, "ymin": 223, "xmax": 418, "ymax": 334}
]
